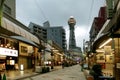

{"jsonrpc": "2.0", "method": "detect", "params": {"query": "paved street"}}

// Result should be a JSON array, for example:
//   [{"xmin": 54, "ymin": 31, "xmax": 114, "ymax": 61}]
[{"xmin": 20, "ymin": 65, "xmax": 86, "ymax": 80}]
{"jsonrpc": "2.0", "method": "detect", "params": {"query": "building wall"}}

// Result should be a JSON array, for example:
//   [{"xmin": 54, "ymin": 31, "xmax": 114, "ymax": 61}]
[
  {"xmin": 98, "ymin": 7, "xmax": 107, "ymax": 19},
  {"xmin": 47, "ymin": 27, "xmax": 66, "ymax": 50},
  {"xmin": 29, "ymin": 22, "xmax": 66, "ymax": 51},
  {"xmin": 18, "ymin": 42, "xmax": 38, "ymax": 69},
  {"xmin": 29, "ymin": 22, "xmax": 47, "ymax": 41},
  {"xmin": 4, "ymin": 0, "xmax": 16, "ymax": 18},
  {"xmin": 43, "ymin": 21, "xmax": 50, "ymax": 28},
  {"xmin": 89, "ymin": 6, "xmax": 107, "ymax": 51},
  {"xmin": 1, "ymin": 0, "xmax": 40, "ymax": 71}
]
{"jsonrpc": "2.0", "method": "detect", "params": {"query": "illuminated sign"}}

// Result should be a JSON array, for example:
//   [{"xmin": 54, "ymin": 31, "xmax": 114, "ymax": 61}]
[
  {"xmin": 0, "ymin": 47, "xmax": 18, "ymax": 57},
  {"xmin": 10, "ymin": 60, "xmax": 15, "ymax": 65}
]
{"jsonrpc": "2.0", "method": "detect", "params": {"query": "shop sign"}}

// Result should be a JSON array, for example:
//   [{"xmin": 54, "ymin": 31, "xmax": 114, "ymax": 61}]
[
  {"xmin": 0, "ymin": 47, "xmax": 18, "ymax": 57},
  {"xmin": 106, "ymin": 0, "xmax": 114, "ymax": 18},
  {"xmin": 104, "ymin": 46, "xmax": 111, "ymax": 55},
  {"xmin": 116, "ymin": 63, "xmax": 120, "ymax": 69}
]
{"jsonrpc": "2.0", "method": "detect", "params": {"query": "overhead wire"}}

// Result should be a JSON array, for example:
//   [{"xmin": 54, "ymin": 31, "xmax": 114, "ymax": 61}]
[
  {"xmin": 82, "ymin": 0, "xmax": 94, "ymax": 50},
  {"xmin": 88, "ymin": 0, "xmax": 94, "ymax": 27},
  {"xmin": 85, "ymin": 0, "xmax": 94, "ymax": 38},
  {"xmin": 34, "ymin": 0, "xmax": 48, "ymax": 22}
]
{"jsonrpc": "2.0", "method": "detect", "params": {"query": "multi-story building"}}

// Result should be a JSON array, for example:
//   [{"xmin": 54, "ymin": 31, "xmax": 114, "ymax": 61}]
[
  {"xmin": 29, "ymin": 22, "xmax": 66, "ymax": 66},
  {"xmin": 47, "ymin": 26, "xmax": 66, "ymax": 65},
  {"xmin": 89, "ymin": 6, "xmax": 107, "ymax": 52},
  {"xmin": 47, "ymin": 26, "xmax": 66, "ymax": 50},
  {"xmin": 43, "ymin": 21, "xmax": 50, "ymax": 28},
  {"xmin": 29, "ymin": 22, "xmax": 66, "ymax": 51},
  {"xmin": 0, "ymin": 0, "xmax": 41, "ymax": 71},
  {"xmin": 29, "ymin": 22, "xmax": 47, "ymax": 42}
]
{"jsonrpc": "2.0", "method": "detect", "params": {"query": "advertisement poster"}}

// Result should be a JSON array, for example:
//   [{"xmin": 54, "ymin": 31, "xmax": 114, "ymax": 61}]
[{"xmin": 104, "ymin": 46, "xmax": 111, "ymax": 55}]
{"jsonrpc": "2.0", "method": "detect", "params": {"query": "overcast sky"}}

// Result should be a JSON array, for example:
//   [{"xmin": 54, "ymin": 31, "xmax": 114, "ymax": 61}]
[{"xmin": 16, "ymin": 0, "xmax": 105, "ymax": 49}]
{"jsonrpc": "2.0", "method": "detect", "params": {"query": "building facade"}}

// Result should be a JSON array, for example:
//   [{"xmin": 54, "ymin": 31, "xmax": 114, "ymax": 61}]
[
  {"xmin": 47, "ymin": 26, "xmax": 66, "ymax": 50},
  {"xmin": 0, "ymin": 0, "xmax": 41, "ymax": 71},
  {"xmin": 29, "ymin": 22, "xmax": 47, "ymax": 42},
  {"xmin": 89, "ymin": 0, "xmax": 120, "ymax": 79},
  {"xmin": 29, "ymin": 22, "xmax": 66, "ymax": 51},
  {"xmin": 3, "ymin": 0, "xmax": 16, "ymax": 18},
  {"xmin": 89, "ymin": 7, "xmax": 107, "ymax": 52},
  {"xmin": 29, "ymin": 22, "xmax": 66, "ymax": 66}
]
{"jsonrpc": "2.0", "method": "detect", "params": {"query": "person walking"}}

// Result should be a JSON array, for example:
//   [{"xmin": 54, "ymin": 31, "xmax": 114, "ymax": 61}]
[
  {"xmin": 80, "ymin": 60, "xmax": 84, "ymax": 71},
  {"xmin": 62, "ymin": 60, "xmax": 65, "ymax": 69}
]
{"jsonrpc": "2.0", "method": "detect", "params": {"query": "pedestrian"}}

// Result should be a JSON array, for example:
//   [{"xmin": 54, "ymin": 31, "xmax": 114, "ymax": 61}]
[
  {"xmin": 80, "ymin": 60, "xmax": 84, "ymax": 71},
  {"xmin": 62, "ymin": 61, "xmax": 64, "ymax": 69}
]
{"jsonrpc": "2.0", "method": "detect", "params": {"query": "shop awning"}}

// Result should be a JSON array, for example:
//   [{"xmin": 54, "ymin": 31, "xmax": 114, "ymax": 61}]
[
  {"xmin": 1, "ymin": 17, "xmax": 39, "ymax": 44},
  {"xmin": 10, "ymin": 36, "xmax": 38, "ymax": 47},
  {"xmin": 92, "ymin": 32, "xmax": 109, "ymax": 50}
]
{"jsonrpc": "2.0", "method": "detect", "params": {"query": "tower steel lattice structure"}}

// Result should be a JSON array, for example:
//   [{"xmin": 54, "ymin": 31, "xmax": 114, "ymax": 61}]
[{"xmin": 68, "ymin": 16, "xmax": 76, "ymax": 50}]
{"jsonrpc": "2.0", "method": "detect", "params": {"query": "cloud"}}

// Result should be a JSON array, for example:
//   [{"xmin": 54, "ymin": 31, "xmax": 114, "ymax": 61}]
[
  {"xmin": 16, "ymin": 0, "xmax": 105, "ymax": 48},
  {"xmin": 75, "ymin": 25, "xmax": 90, "ymax": 48},
  {"xmin": 65, "ymin": 25, "xmax": 90, "ymax": 49},
  {"xmin": 16, "ymin": 0, "xmax": 105, "ymax": 26}
]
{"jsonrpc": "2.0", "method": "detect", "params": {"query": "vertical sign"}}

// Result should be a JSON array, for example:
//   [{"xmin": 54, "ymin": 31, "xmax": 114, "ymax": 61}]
[{"xmin": 104, "ymin": 46, "xmax": 111, "ymax": 55}]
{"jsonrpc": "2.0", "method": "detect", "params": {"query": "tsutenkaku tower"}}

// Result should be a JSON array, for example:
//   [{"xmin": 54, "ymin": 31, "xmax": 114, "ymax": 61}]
[{"xmin": 68, "ymin": 16, "xmax": 76, "ymax": 50}]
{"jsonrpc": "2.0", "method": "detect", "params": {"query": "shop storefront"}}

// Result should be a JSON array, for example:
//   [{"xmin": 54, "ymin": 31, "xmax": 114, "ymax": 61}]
[
  {"xmin": 0, "ymin": 16, "xmax": 40, "ymax": 71},
  {"xmin": 89, "ymin": 1, "xmax": 120, "ymax": 79},
  {"xmin": 19, "ymin": 42, "xmax": 34, "ymax": 70},
  {"xmin": 54, "ymin": 53, "xmax": 62, "ymax": 66},
  {"xmin": 0, "ymin": 36, "xmax": 18, "ymax": 71},
  {"xmin": 92, "ymin": 23, "xmax": 120, "ymax": 79},
  {"xmin": 0, "ymin": 36, "xmax": 39, "ymax": 71},
  {"xmin": 93, "ymin": 35, "xmax": 114, "ymax": 76},
  {"xmin": 11, "ymin": 36, "xmax": 39, "ymax": 70}
]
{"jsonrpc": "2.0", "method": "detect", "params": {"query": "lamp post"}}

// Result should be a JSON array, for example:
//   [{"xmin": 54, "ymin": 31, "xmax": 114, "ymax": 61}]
[
  {"xmin": 41, "ymin": 49, "xmax": 45, "ymax": 66},
  {"xmin": 51, "ymin": 50, "xmax": 54, "ymax": 69},
  {"xmin": 0, "ymin": 0, "xmax": 6, "ymax": 26}
]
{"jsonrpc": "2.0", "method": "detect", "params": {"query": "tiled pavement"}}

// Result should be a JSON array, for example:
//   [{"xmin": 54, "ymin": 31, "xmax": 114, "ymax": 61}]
[
  {"xmin": 1, "ymin": 69, "xmax": 38, "ymax": 80},
  {"xmin": 20, "ymin": 65, "xmax": 86, "ymax": 80},
  {"xmin": 0, "ymin": 65, "xmax": 87, "ymax": 80}
]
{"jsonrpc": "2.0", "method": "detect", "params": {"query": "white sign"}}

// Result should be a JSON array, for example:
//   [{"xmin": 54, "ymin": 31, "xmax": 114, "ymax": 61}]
[
  {"xmin": 104, "ymin": 46, "xmax": 111, "ymax": 55},
  {"xmin": 20, "ymin": 64, "xmax": 24, "ymax": 70},
  {"xmin": 0, "ymin": 47, "xmax": 18, "ymax": 57},
  {"xmin": 116, "ymin": 63, "xmax": 120, "ymax": 69}
]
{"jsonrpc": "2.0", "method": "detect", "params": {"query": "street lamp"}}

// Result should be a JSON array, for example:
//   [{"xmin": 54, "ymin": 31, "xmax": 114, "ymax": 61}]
[
  {"xmin": 51, "ymin": 50, "xmax": 54, "ymax": 69},
  {"xmin": 41, "ymin": 49, "xmax": 45, "ymax": 66}
]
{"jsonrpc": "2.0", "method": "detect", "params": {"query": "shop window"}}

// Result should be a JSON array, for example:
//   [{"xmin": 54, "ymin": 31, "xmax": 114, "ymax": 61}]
[
  {"xmin": 99, "ymin": 56, "xmax": 105, "ymax": 60},
  {"xmin": 21, "ymin": 46, "xmax": 28, "ymax": 53}
]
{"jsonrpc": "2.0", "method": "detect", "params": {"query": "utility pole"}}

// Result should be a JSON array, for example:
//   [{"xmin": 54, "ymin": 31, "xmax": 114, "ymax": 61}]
[{"xmin": 0, "ymin": 0, "xmax": 6, "ymax": 26}]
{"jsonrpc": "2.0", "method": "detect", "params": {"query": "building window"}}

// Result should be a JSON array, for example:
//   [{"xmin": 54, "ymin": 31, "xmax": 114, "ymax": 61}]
[
  {"xmin": 3, "ymin": 4, "xmax": 11, "ymax": 15},
  {"xmin": 21, "ymin": 46, "xmax": 28, "ymax": 53}
]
